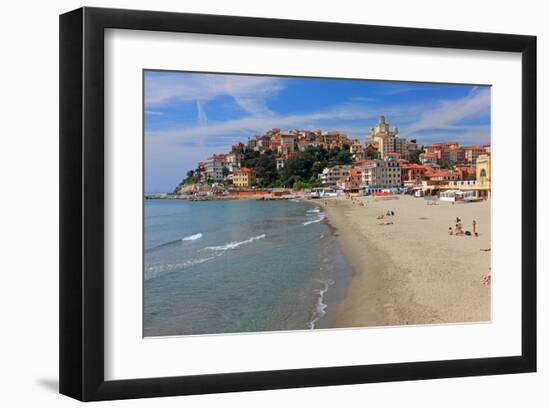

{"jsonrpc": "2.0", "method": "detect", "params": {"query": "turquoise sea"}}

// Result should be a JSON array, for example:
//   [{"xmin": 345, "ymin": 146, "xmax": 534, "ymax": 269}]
[{"xmin": 143, "ymin": 199, "xmax": 353, "ymax": 336}]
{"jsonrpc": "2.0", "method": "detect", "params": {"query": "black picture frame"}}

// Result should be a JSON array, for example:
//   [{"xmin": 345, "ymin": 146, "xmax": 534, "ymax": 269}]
[{"xmin": 60, "ymin": 7, "xmax": 537, "ymax": 401}]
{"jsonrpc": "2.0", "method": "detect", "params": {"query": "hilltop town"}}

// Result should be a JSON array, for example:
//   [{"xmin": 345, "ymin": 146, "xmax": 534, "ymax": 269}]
[{"xmin": 172, "ymin": 115, "xmax": 491, "ymax": 200}]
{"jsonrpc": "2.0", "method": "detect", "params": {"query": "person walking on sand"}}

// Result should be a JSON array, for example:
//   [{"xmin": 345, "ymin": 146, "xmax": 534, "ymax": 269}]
[{"xmin": 473, "ymin": 219, "xmax": 478, "ymax": 237}]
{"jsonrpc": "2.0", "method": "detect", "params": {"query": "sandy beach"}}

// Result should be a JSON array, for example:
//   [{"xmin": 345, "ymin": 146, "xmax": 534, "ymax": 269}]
[{"xmin": 316, "ymin": 195, "xmax": 491, "ymax": 328}]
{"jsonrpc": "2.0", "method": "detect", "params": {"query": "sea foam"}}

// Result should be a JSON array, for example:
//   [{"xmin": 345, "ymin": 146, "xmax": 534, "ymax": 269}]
[
  {"xmin": 303, "ymin": 214, "xmax": 325, "ymax": 226},
  {"xmin": 182, "ymin": 233, "xmax": 203, "ymax": 241},
  {"xmin": 145, "ymin": 256, "xmax": 214, "ymax": 281},
  {"xmin": 307, "ymin": 279, "xmax": 335, "ymax": 329},
  {"xmin": 306, "ymin": 208, "xmax": 321, "ymax": 213},
  {"xmin": 205, "ymin": 234, "xmax": 266, "ymax": 251}
]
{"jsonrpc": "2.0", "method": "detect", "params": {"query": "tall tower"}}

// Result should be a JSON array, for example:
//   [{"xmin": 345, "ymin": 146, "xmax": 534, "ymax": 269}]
[{"xmin": 366, "ymin": 115, "xmax": 396, "ymax": 158}]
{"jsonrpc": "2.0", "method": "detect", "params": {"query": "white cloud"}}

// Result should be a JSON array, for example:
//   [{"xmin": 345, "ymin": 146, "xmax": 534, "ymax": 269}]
[
  {"xmin": 401, "ymin": 87, "xmax": 491, "ymax": 137},
  {"xmin": 145, "ymin": 72, "xmax": 283, "ymax": 116},
  {"xmin": 195, "ymin": 100, "xmax": 208, "ymax": 127},
  {"xmin": 147, "ymin": 87, "xmax": 491, "ymax": 157}
]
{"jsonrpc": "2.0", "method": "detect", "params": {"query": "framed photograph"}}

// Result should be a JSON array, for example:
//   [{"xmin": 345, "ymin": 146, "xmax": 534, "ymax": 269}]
[{"xmin": 60, "ymin": 7, "xmax": 537, "ymax": 401}]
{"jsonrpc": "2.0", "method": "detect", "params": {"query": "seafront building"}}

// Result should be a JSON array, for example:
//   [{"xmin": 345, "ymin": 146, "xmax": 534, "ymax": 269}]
[
  {"xmin": 319, "ymin": 166, "xmax": 351, "ymax": 186},
  {"xmin": 475, "ymin": 153, "xmax": 491, "ymax": 197},
  {"xmin": 401, "ymin": 163, "xmax": 427, "ymax": 184},
  {"xmin": 233, "ymin": 167, "xmax": 256, "ymax": 188},
  {"xmin": 361, "ymin": 159, "xmax": 402, "ymax": 188},
  {"xmin": 336, "ymin": 167, "xmax": 363, "ymax": 190},
  {"xmin": 421, "ymin": 152, "xmax": 491, "ymax": 198},
  {"xmin": 206, "ymin": 154, "xmax": 226, "ymax": 182}
]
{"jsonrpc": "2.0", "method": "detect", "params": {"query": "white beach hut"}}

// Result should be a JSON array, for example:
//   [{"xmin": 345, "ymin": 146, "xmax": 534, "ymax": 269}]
[{"xmin": 440, "ymin": 189, "xmax": 464, "ymax": 202}]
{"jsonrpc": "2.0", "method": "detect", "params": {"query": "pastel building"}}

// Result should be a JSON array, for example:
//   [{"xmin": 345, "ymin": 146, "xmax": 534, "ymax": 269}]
[
  {"xmin": 280, "ymin": 132, "xmax": 297, "ymax": 153},
  {"xmin": 365, "ymin": 115, "xmax": 417, "ymax": 159},
  {"xmin": 319, "ymin": 166, "xmax": 351, "ymax": 186},
  {"xmin": 401, "ymin": 163, "xmax": 427, "ymax": 183},
  {"xmin": 232, "ymin": 167, "xmax": 256, "ymax": 188},
  {"xmin": 206, "ymin": 154, "xmax": 226, "ymax": 182},
  {"xmin": 365, "ymin": 116, "xmax": 409, "ymax": 159},
  {"xmin": 464, "ymin": 145, "xmax": 487, "ymax": 164},
  {"xmin": 337, "ymin": 167, "xmax": 363, "ymax": 190},
  {"xmin": 419, "ymin": 152, "xmax": 438, "ymax": 165},
  {"xmin": 476, "ymin": 153, "xmax": 491, "ymax": 187},
  {"xmin": 223, "ymin": 152, "xmax": 242, "ymax": 172},
  {"xmin": 424, "ymin": 141, "xmax": 462, "ymax": 165},
  {"xmin": 361, "ymin": 159, "xmax": 401, "ymax": 188}
]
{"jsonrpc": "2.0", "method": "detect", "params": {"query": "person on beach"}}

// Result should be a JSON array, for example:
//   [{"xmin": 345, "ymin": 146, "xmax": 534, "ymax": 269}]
[
  {"xmin": 454, "ymin": 223, "xmax": 464, "ymax": 235},
  {"xmin": 448, "ymin": 227, "xmax": 454, "ymax": 235},
  {"xmin": 455, "ymin": 217, "xmax": 462, "ymax": 231},
  {"xmin": 473, "ymin": 219, "xmax": 478, "ymax": 237},
  {"xmin": 481, "ymin": 268, "xmax": 491, "ymax": 286}
]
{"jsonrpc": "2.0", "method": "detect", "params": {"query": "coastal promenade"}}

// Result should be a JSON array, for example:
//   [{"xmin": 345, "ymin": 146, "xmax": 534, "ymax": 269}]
[{"xmin": 318, "ymin": 195, "xmax": 491, "ymax": 328}]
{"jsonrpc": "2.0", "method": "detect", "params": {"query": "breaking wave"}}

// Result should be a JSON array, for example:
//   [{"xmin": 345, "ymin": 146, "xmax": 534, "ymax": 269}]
[
  {"xmin": 182, "ymin": 233, "xmax": 202, "ymax": 241},
  {"xmin": 146, "ymin": 232, "xmax": 203, "ymax": 252},
  {"xmin": 303, "ymin": 214, "xmax": 325, "ymax": 226},
  {"xmin": 145, "ymin": 257, "xmax": 214, "ymax": 281},
  {"xmin": 205, "ymin": 234, "xmax": 266, "ymax": 251}
]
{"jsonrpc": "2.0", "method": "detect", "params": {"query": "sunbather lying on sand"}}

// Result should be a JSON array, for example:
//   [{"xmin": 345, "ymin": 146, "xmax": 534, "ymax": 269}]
[
  {"xmin": 378, "ymin": 221, "xmax": 394, "ymax": 226},
  {"xmin": 481, "ymin": 270, "xmax": 491, "ymax": 286}
]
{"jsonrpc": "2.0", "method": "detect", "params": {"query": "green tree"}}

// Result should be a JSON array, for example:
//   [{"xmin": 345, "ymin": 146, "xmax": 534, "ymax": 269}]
[
  {"xmin": 254, "ymin": 153, "xmax": 278, "ymax": 186},
  {"xmin": 365, "ymin": 145, "xmax": 379, "ymax": 159},
  {"xmin": 311, "ymin": 160, "xmax": 326, "ymax": 176},
  {"xmin": 408, "ymin": 147, "xmax": 424, "ymax": 164}
]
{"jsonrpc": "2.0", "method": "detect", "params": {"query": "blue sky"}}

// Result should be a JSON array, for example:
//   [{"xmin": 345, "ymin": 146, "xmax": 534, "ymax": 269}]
[{"xmin": 144, "ymin": 70, "xmax": 491, "ymax": 193}]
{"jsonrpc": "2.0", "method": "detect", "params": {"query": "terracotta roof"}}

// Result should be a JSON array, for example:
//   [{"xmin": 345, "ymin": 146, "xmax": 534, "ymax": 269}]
[
  {"xmin": 426, "ymin": 170, "xmax": 451, "ymax": 178},
  {"xmin": 355, "ymin": 159, "xmax": 374, "ymax": 165},
  {"xmin": 426, "ymin": 141, "xmax": 459, "ymax": 147},
  {"xmin": 233, "ymin": 167, "xmax": 255, "ymax": 174},
  {"xmin": 402, "ymin": 164, "xmax": 427, "ymax": 170}
]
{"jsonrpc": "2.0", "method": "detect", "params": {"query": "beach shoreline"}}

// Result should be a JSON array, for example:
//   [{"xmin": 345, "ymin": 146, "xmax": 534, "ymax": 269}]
[{"xmin": 313, "ymin": 195, "xmax": 491, "ymax": 328}]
